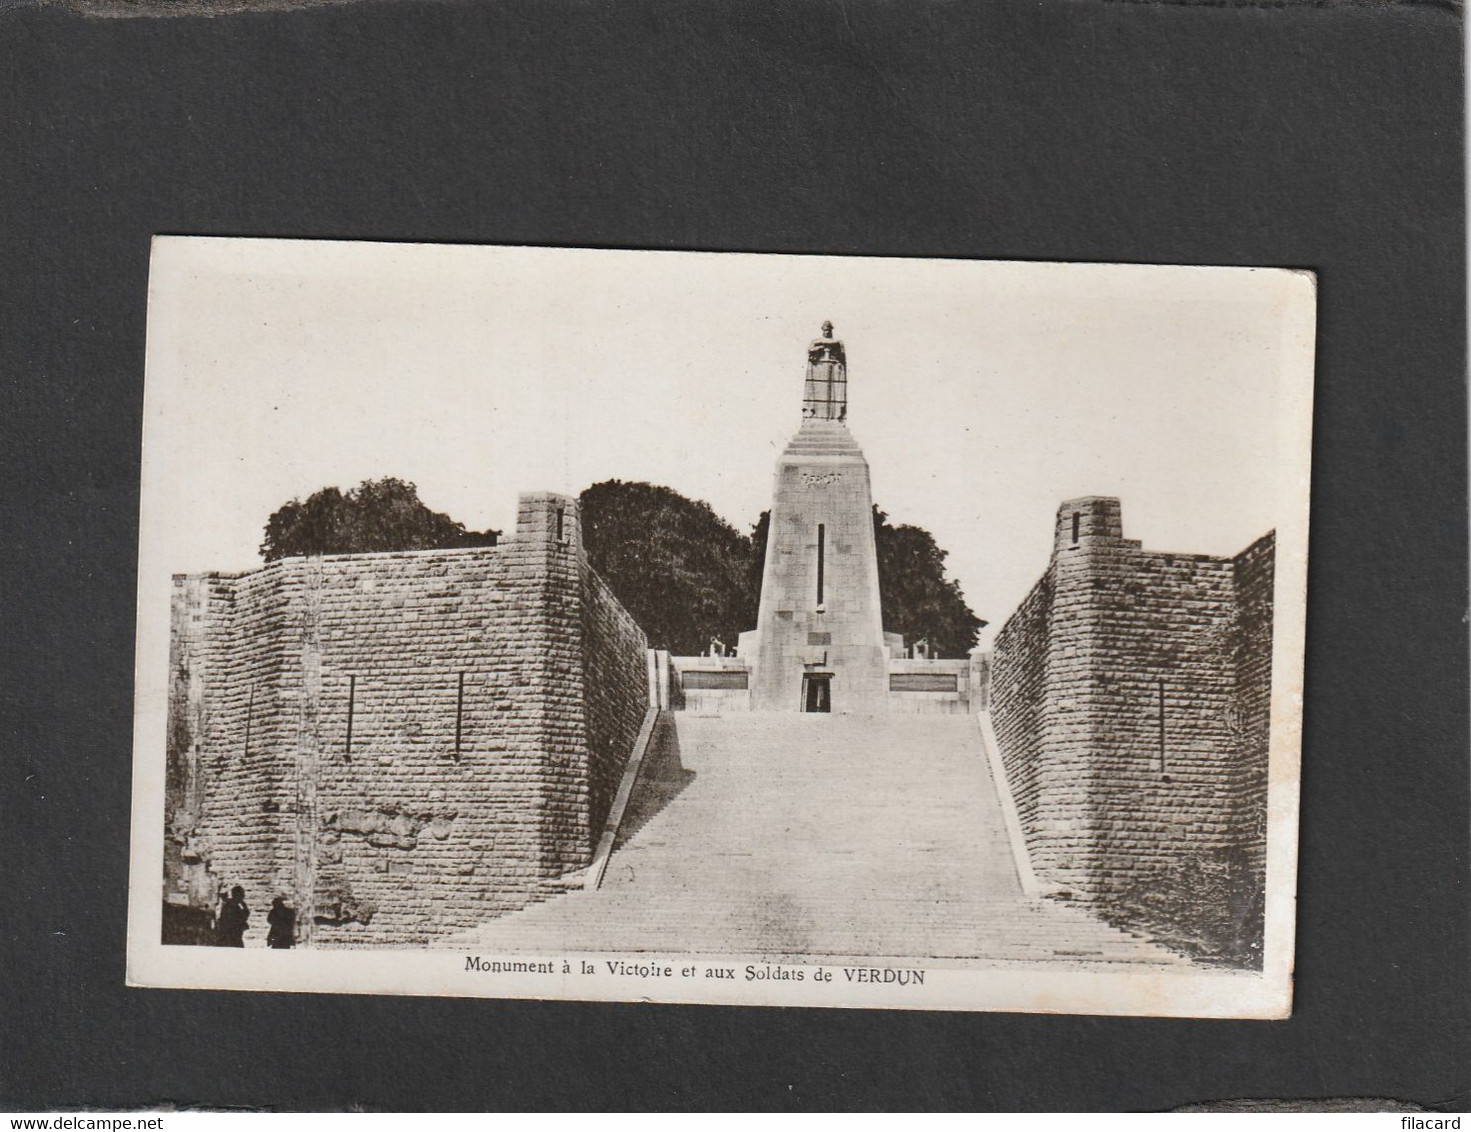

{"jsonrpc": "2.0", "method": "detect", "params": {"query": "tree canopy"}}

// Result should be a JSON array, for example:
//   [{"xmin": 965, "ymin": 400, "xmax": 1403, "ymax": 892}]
[
  {"xmin": 870, "ymin": 506, "xmax": 985, "ymax": 658},
  {"xmin": 578, "ymin": 480, "xmax": 758, "ymax": 656},
  {"xmin": 260, "ymin": 477, "xmax": 983, "ymax": 659},
  {"xmin": 260, "ymin": 478, "xmax": 500, "ymax": 562}
]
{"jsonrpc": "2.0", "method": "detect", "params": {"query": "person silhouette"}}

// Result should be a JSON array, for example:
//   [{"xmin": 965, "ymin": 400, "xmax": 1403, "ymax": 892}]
[
  {"xmin": 266, "ymin": 896, "xmax": 296, "ymax": 950},
  {"xmin": 215, "ymin": 885, "xmax": 249, "ymax": 947}
]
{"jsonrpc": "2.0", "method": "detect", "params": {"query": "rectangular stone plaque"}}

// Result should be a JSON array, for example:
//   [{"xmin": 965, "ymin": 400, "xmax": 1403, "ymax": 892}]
[
  {"xmin": 890, "ymin": 672, "xmax": 959, "ymax": 692},
  {"xmin": 681, "ymin": 670, "xmax": 749, "ymax": 690}
]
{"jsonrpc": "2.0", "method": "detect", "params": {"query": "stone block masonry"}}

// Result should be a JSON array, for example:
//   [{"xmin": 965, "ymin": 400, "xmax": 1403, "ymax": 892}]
[
  {"xmin": 734, "ymin": 327, "xmax": 982, "ymax": 715},
  {"xmin": 164, "ymin": 493, "xmax": 650, "ymax": 946},
  {"xmin": 746, "ymin": 418, "xmax": 890, "ymax": 712},
  {"xmin": 990, "ymin": 497, "xmax": 1273, "ymax": 965}
]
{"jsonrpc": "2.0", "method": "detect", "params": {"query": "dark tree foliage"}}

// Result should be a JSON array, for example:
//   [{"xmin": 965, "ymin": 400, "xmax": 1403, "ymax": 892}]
[
  {"xmin": 579, "ymin": 480, "xmax": 759, "ymax": 656},
  {"xmin": 260, "ymin": 477, "xmax": 500, "ymax": 562},
  {"xmin": 871, "ymin": 506, "xmax": 984, "ymax": 658},
  {"xmin": 260, "ymin": 477, "xmax": 980, "ymax": 660},
  {"xmin": 746, "ymin": 509, "xmax": 771, "ymax": 611},
  {"xmin": 750, "ymin": 504, "xmax": 984, "ymax": 659}
]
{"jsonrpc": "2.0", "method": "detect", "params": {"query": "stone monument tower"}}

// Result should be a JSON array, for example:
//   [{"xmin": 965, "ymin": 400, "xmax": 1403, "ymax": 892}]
[{"xmin": 745, "ymin": 323, "xmax": 889, "ymax": 712}]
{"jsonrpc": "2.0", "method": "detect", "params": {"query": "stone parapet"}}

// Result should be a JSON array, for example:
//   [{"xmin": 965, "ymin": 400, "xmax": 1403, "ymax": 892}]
[
  {"xmin": 886, "ymin": 657, "xmax": 975, "ymax": 714},
  {"xmin": 669, "ymin": 654, "xmax": 752, "ymax": 714}
]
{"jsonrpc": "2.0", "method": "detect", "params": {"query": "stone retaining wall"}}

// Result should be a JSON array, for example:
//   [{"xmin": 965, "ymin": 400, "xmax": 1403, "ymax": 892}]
[
  {"xmin": 164, "ymin": 493, "xmax": 650, "ymax": 946},
  {"xmin": 990, "ymin": 497, "xmax": 1273, "ymax": 964}
]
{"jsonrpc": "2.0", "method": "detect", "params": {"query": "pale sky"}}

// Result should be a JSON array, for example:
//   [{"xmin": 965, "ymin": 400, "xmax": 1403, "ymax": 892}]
[{"xmin": 140, "ymin": 239, "xmax": 1315, "ymax": 643}]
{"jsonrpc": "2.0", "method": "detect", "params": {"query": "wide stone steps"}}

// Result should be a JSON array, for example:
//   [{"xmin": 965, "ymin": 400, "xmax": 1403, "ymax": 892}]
[
  {"xmin": 784, "ymin": 422, "xmax": 865, "ymax": 456},
  {"xmin": 452, "ymin": 712, "xmax": 1185, "ymax": 966}
]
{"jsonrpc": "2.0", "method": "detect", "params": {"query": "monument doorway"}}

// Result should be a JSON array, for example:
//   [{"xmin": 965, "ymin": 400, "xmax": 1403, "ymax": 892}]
[{"xmin": 801, "ymin": 673, "xmax": 832, "ymax": 713}]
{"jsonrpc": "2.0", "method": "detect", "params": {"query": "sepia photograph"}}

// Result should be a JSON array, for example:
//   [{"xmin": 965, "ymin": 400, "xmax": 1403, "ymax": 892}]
[{"xmin": 126, "ymin": 238, "xmax": 1313, "ymax": 1017}]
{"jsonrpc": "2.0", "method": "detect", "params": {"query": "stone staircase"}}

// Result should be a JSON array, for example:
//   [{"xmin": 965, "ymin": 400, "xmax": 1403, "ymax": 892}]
[
  {"xmin": 452, "ymin": 711, "xmax": 1186, "ymax": 966},
  {"xmin": 782, "ymin": 418, "xmax": 866, "ymax": 457}
]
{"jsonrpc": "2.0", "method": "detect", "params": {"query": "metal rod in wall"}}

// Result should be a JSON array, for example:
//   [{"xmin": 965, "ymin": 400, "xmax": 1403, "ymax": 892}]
[
  {"xmin": 454, "ymin": 672, "xmax": 464, "ymax": 759},
  {"xmin": 345, "ymin": 675, "xmax": 355, "ymax": 760}
]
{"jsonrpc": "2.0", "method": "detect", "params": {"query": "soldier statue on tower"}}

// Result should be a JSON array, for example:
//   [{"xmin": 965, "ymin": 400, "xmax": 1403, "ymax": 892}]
[{"xmin": 803, "ymin": 320, "xmax": 848, "ymax": 421}]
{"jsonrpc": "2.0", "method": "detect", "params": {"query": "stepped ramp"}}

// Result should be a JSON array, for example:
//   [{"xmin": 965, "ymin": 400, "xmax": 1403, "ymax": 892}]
[{"xmin": 454, "ymin": 712, "xmax": 1184, "ymax": 966}]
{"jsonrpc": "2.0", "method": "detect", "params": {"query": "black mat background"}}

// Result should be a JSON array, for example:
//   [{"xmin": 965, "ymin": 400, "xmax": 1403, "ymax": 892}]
[{"xmin": 2, "ymin": 0, "xmax": 1466, "ymax": 1112}]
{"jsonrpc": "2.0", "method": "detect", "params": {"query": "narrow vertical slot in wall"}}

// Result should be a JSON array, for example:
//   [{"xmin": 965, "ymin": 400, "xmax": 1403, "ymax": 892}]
[
  {"xmin": 1158, "ymin": 678, "xmax": 1168, "ymax": 777},
  {"xmin": 243, "ymin": 684, "xmax": 255, "ymax": 760},
  {"xmin": 816, "ymin": 523, "xmax": 825, "ymax": 608},
  {"xmin": 454, "ymin": 672, "xmax": 465, "ymax": 760},
  {"xmin": 345, "ymin": 675, "xmax": 356, "ymax": 761}
]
